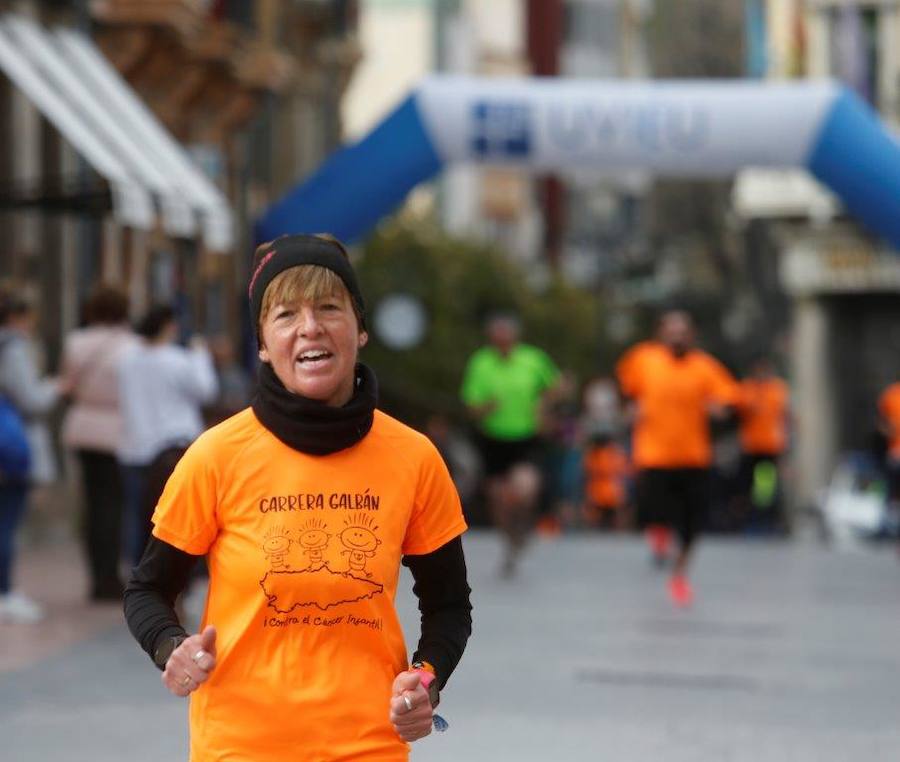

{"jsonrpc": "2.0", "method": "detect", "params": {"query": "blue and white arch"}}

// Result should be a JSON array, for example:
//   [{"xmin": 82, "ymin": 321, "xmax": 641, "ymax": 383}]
[{"xmin": 256, "ymin": 76, "xmax": 900, "ymax": 250}]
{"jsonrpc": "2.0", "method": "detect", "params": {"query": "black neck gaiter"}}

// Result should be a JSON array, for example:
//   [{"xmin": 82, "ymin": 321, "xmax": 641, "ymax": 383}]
[{"xmin": 252, "ymin": 362, "xmax": 378, "ymax": 456}]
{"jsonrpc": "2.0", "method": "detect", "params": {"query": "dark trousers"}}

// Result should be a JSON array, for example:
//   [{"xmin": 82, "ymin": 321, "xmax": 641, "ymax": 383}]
[
  {"xmin": 77, "ymin": 449, "xmax": 124, "ymax": 596},
  {"xmin": 129, "ymin": 446, "xmax": 187, "ymax": 566},
  {"xmin": 121, "ymin": 464, "xmax": 146, "ymax": 567},
  {"xmin": 885, "ymin": 460, "xmax": 900, "ymax": 503},
  {"xmin": 0, "ymin": 482, "xmax": 29, "ymax": 594}
]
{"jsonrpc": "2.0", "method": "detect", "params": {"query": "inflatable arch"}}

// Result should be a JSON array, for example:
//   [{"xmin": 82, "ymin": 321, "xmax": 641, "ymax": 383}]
[{"xmin": 256, "ymin": 76, "xmax": 900, "ymax": 249}]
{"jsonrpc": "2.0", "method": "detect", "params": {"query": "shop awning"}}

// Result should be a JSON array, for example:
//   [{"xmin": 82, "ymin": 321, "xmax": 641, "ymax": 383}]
[
  {"xmin": 53, "ymin": 25, "xmax": 234, "ymax": 252},
  {"xmin": 0, "ymin": 20, "xmax": 154, "ymax": 229},
  {"xmin": 0, "ymin": 14, "xmax": 234, "ymax": 252}
]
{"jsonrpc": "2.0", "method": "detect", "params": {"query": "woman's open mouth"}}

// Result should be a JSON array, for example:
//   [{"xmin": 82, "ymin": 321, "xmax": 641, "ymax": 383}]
[{"xmin": 296, "ymin": 349, "xmax": 333, "ymax": 370}]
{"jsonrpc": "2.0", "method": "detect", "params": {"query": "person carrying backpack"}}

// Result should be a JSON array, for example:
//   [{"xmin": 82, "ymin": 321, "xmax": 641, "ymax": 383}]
[{"xmin": 0, "ymin": 282, "xmax": 66, "ymax": 623}]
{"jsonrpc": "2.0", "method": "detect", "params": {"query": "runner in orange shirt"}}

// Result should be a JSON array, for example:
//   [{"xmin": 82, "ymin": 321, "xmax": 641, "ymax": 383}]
[
  {"xmin": 736, "ymin": 355, "xmax": 789, "ymax": 533},
  {"xmin": 878, "ymin": 380, "xmax": 900, "ymax": 513},
  {"xmin": 582, "ymin": 428, "xmax": 629, "ymax": 531},
  {"xmin": 123, "ymin": 235, "xmax": 471, "ymax": 761},
  {"xmin": 616, "ymin": 310, "xmax": 739, "ymax": 607}
]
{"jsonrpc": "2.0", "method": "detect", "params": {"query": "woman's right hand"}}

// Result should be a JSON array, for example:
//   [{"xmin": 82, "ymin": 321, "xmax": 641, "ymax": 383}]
[{"xmin": 162, "ymin": 625, "xmax": 217, "ymax": 697}]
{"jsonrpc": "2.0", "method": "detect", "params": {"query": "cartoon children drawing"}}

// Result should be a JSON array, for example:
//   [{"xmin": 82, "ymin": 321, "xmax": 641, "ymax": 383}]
[
  {"xmin": 339, "ymin": 514, "xmax": 381, "ymax": 578},
  {"xmin": 298, "ymin": 517, "xmax": 331, "ymax": 569},
  {"xmin": 263, "ymin": 526, "xmax": 292, "ymax": 570}
]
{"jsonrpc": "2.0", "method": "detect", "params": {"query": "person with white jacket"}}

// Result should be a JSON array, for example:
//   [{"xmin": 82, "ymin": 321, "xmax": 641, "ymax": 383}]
[
  {"xmin": 60, "ymin": 285, "xmax": 136, "ymax": 601},
  {"xmin": 0, "ymin": 282, "xmax": 65, "ymax": 623},
  {"xmin": 118, "ymin": 305, "xmax": 217, "ymax": 565}
]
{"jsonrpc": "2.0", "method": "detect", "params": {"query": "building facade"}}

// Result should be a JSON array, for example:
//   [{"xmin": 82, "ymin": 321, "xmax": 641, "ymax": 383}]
[
  {"xmin": 736, "ymin": 0, "xmax": 900, "ymax": 511},
  {"xmin": 0, "ymin": 0, "xmax": 360, "ymax": 369}
]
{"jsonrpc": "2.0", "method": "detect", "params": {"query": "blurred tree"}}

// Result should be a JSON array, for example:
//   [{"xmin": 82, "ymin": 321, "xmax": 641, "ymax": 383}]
[{"xmin": 356, "ymin": 221, "xmax": 610, "ymax": 429}]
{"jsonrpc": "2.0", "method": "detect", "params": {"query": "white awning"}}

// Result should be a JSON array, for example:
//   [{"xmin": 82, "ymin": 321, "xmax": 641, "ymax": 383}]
[
  {"xmin": 54, "ymin": 25, "xmax": 235, "ymax": 252},
  {"xmin": 0, "ymin": 20, "xmax": 154, "ymax": 229},
  {"xmin": 0, "ymin": 13, "xmax": 234, "ymax": 252}
]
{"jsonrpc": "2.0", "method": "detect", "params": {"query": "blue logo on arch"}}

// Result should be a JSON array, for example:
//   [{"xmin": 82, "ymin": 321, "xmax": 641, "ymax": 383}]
[{"xmin": 471, "ymin": 101, "xmax": 532, "ymax": 159}]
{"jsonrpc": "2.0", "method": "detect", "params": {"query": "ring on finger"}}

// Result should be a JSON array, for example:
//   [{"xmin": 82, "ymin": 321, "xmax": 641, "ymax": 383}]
[
  {"xmin": 192, "ymin": 649, "xmax": 206, "ymax": 665},
  {"xmin": 181, "ymin": 674, "xmax": 192, "ymax": 687},
  {"xmin": 403, "ymin": 694, "xmax": 413, "ymax": 712}
]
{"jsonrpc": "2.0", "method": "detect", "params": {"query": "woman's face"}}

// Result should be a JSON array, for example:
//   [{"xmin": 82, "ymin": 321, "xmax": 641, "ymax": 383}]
[{"xmin": 258, "ymin": 287, "xmax": 367, "ymax": 407}]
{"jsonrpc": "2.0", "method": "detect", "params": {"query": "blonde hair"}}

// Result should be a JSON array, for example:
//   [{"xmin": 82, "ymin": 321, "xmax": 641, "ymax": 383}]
[{"xmin": 259, "ymin": 265, "xmax": 350, "ymax": 331}]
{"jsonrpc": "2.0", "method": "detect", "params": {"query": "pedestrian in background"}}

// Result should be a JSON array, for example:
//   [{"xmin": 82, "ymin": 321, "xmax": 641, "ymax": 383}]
[
  {"xmin": 736, "ymin": 355, "xmax": 790, "ymax": 534},
  {"xmin": 541, "ymin": 370, "xmax": 583, "ymax": 533},
  {"xmin": 461, "ymin": 312, "xmax": 561, "ymax": 577},
  {"xmin": 60, "ymin": 284, "xmax": 136, "ymax": 601},
  {"xmin": 118, "ymin": 305, "xmax": 217, "ymax": 565},
  {"xmin": 582, "ymin": 376, "xmax": 623, "ymax": 436},
  {"xmin": 877, "ymin": 379, "xmax": 900, "ymax": 539},
  {"xmin": 124, "ymin": 234, "xmax": 471, "ymax": 760},
  {"xmin": 582, "ymin": 426, "xmax": 629, "ymax": 531},
  {"xmin": 0, "ymin": 281, "xmax": 66, "ymax": 623},
  {"xmin": 616, "ymin": 310, "xmax": 739, "ymax": 606}
]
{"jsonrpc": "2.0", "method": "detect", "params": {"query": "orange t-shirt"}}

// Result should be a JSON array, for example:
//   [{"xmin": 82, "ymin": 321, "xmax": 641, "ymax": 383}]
[
  {"xmin": 737, "ymin": 377, "xmax": 789, "ymax": 456},
  {"xmin": 583, "ymin": 444, "xmax": 629, "ymax": 508},
  {"xmin": 616, "ymin": 341, "xmax": 739, "ymax": 469},
  {"xmin": 151, "ymin": 408, "xmax": 467, "ymax": 762},
  {"xmin": 879, "ymin": 382, "xmax": 900, "ymax": 457}
]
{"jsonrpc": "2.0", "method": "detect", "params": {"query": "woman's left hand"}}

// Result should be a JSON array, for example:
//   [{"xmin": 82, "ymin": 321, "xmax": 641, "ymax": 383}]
[{"xmin": 389, "ymin": 670, "xmax": 433, "ymax": 742}]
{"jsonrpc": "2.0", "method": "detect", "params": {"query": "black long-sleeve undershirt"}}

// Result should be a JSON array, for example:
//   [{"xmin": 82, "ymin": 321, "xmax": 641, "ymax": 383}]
[
  {"xmin": 123, "ymin": 539, "xmax": 197, "ymax": 667},
  {"xmin": 402, "ymin": 536, "xmax": 472, "ymax": 689},
  {"xmin": 124, "ymin": 535, "xmax": 472, "ymax": 689}
]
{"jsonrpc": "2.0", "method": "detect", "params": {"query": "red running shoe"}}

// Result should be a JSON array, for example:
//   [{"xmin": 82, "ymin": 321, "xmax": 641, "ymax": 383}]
[
  {"xmin": 536, "ymin": 515, "xmax": 562, "ymax": 537},
  {"xmin": 668, "ymin": 575, "xmax": 693, "ymax": 608}
]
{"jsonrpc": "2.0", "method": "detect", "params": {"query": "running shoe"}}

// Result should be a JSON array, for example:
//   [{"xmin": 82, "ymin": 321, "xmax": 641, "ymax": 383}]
[
  {"xmin": 668, "ymin": 575, "xmax": 693, "ymax": 608},
  {"xmin": 0, "ymin": 591, "xmax": 45, "ymax": 623}
]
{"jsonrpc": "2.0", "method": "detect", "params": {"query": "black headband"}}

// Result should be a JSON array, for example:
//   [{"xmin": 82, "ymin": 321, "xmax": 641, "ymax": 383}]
[{"xmin": 248, "ymin": 235, "xmax": 366, "ymax": 333}]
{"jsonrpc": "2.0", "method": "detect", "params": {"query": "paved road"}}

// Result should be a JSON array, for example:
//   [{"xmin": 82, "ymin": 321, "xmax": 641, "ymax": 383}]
[{"xmin": 2, "ymin": 530, "xmax": 900, "ymax": 761}]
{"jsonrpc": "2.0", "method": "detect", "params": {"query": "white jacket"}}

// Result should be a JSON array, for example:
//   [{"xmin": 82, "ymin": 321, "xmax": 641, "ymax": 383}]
[
  {"xmin": 117, "ymin": 341, "xmax": 218, "ymax": 465},
  {"xmin": 0, "ymin": 328, "xmax": 60, "ymax": 483}
]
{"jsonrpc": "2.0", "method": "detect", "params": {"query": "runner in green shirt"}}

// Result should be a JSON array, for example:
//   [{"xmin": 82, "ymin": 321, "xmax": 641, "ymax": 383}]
[{"xmin": 461, "ymin": 313, "xmax": 560, "ymax": 577}]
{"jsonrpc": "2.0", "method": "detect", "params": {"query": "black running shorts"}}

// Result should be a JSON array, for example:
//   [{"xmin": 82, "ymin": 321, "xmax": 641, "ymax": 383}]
[
  {"xmin": 478, "ymin": 435, "xmax": 542, "ymax": 478},
  {"xmin": 635, "ymin": 467, "xmax": 710, "ymax": 546}
]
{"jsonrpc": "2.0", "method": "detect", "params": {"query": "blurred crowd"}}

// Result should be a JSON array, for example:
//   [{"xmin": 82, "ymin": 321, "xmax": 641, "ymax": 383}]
[
  {"xmin": 443, "ymin": 309, "xmax": 796, "ymax": 596},
  {"xmin": 0, "ymin": 280, "xmax": 249, "ymax": 624},
  {"xmin": 2, "ymin": 275, "xmax": 900, "ymax": 618}
]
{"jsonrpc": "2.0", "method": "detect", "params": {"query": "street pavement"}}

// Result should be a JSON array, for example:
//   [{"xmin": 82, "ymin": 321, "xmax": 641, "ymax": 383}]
[{"xmin": 2, "ymin": 529, "xmax": 900, "ymax": 761}]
